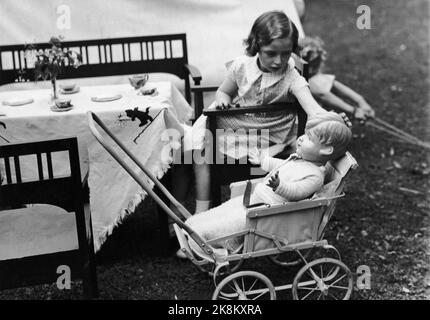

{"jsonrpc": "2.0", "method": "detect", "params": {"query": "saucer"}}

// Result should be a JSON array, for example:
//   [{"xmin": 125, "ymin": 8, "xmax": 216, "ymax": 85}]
[
  {"xmin": 50, "ymin": 104, "xmax": 74, "ymax": 112},
  {"xmin": 91, "ymin": 94, "xmax": 122, "ymax": 102},
  {"xmin": 60, "ymin": 87, "xmax": 80, "ymax": 94},
  {"xmin": 2, "ymin": 98, "xmax": 34, "ymax": 106}
]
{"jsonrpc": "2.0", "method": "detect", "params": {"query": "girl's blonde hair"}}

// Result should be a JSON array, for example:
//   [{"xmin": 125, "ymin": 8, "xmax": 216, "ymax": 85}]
[
  {"xmin": 244, "ymin": 10, "xmax": 299, "ymax": 56},
  {"xmin": 299, "ymin": 36, "xmax": 327, "ymax": 72}
]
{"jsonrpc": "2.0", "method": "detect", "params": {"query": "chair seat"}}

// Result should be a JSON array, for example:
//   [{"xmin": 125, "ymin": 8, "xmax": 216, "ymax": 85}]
[{"xmin": 0, "ymin": 204, "xmax": 79, "ymax": 260}]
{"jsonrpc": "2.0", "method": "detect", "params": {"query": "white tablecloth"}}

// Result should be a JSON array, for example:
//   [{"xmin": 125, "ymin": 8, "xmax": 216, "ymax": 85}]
[{"xmin": 0, "ymin": 81, "xmax": 192, "ymax": 251}]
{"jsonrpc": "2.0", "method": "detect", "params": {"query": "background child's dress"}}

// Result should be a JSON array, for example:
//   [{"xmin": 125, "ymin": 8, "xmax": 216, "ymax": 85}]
[{"xmin": 308, "ymin": 73, "xmax": 335, "ymax": 96}]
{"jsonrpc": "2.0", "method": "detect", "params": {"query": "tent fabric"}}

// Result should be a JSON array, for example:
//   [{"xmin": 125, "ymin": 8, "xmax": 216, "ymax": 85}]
[{"xmin": 0, "ymin": 0, "xmax": 304, "ymax": 86}]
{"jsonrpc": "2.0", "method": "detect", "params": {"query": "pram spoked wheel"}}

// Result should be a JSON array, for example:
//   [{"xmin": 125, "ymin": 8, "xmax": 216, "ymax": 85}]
[
  {"xmin": 292, "ymin": 258, "xmax": 353, "ymax": 300},
  {"xmin": 212, "ymin": 271, "xmax": 276, "ymax": 300}
]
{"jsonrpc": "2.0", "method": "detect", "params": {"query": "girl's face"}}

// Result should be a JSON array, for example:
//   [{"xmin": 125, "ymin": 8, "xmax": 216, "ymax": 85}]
[{"xmin": 258, "ymin": 37, "xmax": 293, "ymax": 73}]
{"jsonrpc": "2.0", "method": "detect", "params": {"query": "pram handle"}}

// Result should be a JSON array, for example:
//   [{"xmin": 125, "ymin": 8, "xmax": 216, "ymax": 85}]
[{"xmin": 87, "ymin": 111, "xmax": 214, "ymax": 256}]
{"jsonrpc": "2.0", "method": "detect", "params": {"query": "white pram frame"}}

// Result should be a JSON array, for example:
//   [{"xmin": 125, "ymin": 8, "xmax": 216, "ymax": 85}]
[{"xmin": 88, "ymin": 111, "xmax": 358, "ymax": 300}]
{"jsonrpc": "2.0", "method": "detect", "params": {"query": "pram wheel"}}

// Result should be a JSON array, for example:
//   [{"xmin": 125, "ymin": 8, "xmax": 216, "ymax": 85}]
[
  {"xmin": 268, "ymin": 248, "xmax": 314, "ymax": 267},
  {"xmin": 212, "ymin": 271, "xmax": 276, "ymax": 300},
  {"xmin": 292, "ymin": 258, "xmax": 353, "ymax": 300}
]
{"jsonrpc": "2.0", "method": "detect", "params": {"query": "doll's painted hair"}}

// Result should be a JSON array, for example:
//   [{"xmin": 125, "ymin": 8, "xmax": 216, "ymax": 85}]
[
  {"xmin": 305, "ymin": 112, "xmax": 352, "ymax": 161},
  {"xmin": 244, "ymin": 10, "xmax": 299, "ymax": 56},
  {"xmin": 299, "ymin": 36, "xmax": 327, "ymax": 71}
]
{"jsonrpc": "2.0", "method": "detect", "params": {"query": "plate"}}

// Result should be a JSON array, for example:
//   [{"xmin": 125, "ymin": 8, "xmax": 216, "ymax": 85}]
[
  {"xmin": 91, "ymin": 94, "xmax": 122, "ymax": 102},
  {"xmin": 50, "ymin": 104, "xmax": 74, "ymax": 112},
  {"xmin": 60, "ymin": 87, "xmax": 80, "ymax": 94},
  {"xmin": 2, "ymin": 98, "xmax": 34, "ymax": 106}
]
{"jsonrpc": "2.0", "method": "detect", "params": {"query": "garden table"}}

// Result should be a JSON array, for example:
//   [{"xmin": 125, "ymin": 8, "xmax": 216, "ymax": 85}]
[{"xmin": 0, "ymin": 81, "xmax": 192, "ymax": 251}]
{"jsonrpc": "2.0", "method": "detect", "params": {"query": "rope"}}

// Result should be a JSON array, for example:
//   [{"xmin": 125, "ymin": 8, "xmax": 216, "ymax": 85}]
[{"xmin": 365, "ymin": 118, "xmax": 430, "ymax": 151}]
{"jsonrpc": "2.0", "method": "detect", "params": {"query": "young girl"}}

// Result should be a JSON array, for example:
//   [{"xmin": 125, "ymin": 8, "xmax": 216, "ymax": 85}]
[
  {"xmin": 192, "ymin": 10, "xmax": 327, "ymax": 214},
  {"xmin": 299, "ymin": 36, "xmax": 375, "ymax": 120}
]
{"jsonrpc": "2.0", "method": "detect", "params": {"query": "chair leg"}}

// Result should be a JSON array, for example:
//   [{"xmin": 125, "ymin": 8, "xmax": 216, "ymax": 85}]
[
  {"xmin": 210, "ymin": 166, "xmax": 221, "ymax": 206},
  {"xmin": 82, "ymin": 254, "xmax": 99, "ymax": 299},
  {"xmin": 81, "ymin": 206, "xmax": 99, "ymax": 299}
]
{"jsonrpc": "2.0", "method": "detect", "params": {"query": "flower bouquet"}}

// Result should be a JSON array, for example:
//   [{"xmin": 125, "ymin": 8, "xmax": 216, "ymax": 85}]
[{"xmin": 25, "ymin": 36, "xmax": 82, "ymax": 100}]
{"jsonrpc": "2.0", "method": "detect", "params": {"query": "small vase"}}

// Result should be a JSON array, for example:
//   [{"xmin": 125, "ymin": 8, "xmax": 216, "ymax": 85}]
[{"xmin": 51, "ymin": 78, "xmax": 58, "ymax": 101}]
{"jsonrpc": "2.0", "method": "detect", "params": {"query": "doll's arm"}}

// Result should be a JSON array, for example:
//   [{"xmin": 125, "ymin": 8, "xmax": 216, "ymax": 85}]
[
  {"xmin": 332, "ymin": 80, "xmax": 375, "ymax": 118},
  {"xmin": 261, "ymin": 156, "xmax": 285, "ymax": 172},
  {"xmin": 274, "ymin": 174, "xmax": 324, "ymax": 201},
  {"xmin": 295, "ymin": 86, "xmax": 327, "ymax": 116},
  {"xmin": 215, "ymin": 77, "xmax": 238, "ymax": 108}
]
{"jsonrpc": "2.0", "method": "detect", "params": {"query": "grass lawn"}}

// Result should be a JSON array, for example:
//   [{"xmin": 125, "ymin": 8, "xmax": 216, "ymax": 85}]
[{"xmin": 1, "ymin": 0, "xmax": 429, "ymax": 300}]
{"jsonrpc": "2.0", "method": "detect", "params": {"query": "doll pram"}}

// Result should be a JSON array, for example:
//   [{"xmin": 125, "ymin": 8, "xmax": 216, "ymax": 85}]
[{"xmin": 87, "ymin": 111, "xmax": 358, "ymax": 300}]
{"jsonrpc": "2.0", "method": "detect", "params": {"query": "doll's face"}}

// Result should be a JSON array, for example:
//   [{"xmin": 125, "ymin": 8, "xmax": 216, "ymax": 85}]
[
  {"xmin": 258, "ymin": 38, "xmax": 293, "ymax": 73},
  {"xmin": 296, "ymin": 132, "xmax": 327, "ymax": 162}
]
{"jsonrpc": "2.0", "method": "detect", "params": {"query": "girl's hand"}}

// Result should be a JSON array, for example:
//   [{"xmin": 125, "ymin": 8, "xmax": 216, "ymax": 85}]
[
  {"xmin": 248, "ymin": 147, "xmax": 262, "ymax": 165},
  {"xmin": 353, "ymin": 108, "xmax": 367, "ymax": 121},
  {"xmin": 267, "ymin": 171, "xmax": 280, "ymax": 191},
  {"xmin": 358, "ymin": 101, "xmax": 375, "ymax": 118}
]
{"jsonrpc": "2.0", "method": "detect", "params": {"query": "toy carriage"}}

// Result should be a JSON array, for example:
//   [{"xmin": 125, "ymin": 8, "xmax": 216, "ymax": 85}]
[{"xmin": 88, "ymin": 111, "xmax": 358, "ymax": 300}]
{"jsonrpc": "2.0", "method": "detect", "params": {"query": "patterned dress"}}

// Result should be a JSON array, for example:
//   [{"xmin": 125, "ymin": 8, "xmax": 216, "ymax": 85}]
[{"xmin": 217, "ymin": 54, "xmax": 309, "ymax": 158}]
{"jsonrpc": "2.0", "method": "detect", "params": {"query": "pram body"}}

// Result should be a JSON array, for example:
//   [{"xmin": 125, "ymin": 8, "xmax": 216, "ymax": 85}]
[{"xmin": 88, "ymin": 111, "xmax": 358, "ymax": 300}]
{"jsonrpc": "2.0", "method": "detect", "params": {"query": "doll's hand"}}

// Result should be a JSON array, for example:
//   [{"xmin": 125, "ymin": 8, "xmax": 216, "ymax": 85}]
[
  {"xmin": 248, "ymin": 147, "xmax": 262, "ymax": 165},
  {"xmin": 267, "ymin": 171, "xmax": 280, "ymax": 191}
]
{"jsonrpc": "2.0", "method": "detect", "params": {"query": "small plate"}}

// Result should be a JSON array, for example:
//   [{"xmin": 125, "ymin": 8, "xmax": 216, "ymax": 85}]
[
  {"xmin": 2, "ymin": 98, "xmax": 34, "ymax": 106},
  {"xmin": 60, "ymin": 87, "xmax": 80, "ymax": 94},
  {"xmin": 91, "ymin": 94, "xmax": 122, "ymax": 102},
  {"xmin": 50, "ymin": 104, "xmax": 74, "ymax": 112}
]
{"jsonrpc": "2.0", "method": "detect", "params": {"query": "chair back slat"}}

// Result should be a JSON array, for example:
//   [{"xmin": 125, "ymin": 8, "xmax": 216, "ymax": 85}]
[
  {"xmin": 46, "ymin": 152, "xmax": 53, "ymax": 179},
  {"xmin": 36, "ymin": 152, "xmax": 43, "ymax": 180},
  {"xmin": 13, "ymin": 156, "xmax": 21, "ymax": 183},
  {"xmin": 4, "ymin": 157, "xmax": 12, "ymax": 183}
]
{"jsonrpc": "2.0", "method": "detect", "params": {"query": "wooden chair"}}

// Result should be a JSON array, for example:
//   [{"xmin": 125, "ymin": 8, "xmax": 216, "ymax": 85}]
[
  {"xmin": 0, "ymin": 137, "xmax": 98, "ymax": 298},
  {"xmin": 198, "ymin": 56, "xmax": 309, "ymax": 205},
  {"xmin": 0, "ymin": 33, "xmax": 201, "ymax": 104}
]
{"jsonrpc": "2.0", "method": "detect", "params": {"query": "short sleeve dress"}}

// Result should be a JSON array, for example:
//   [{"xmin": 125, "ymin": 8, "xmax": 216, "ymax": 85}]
[{"xmin": 188, "ymin": 54, "xmax": 309, "ymax": 159}]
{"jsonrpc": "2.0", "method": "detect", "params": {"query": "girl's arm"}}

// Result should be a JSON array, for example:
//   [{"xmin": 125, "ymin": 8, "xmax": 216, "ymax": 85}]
[
  {"xmin": 315, "ymin": 90, "xmax": 356, "ymax": 114},
  {"xmin": 294, "ymin": 86, "xmax": 327, "ymax": 116},
  {"xmin": 332, "ymin": 80, "xmax": 375, "ymax": 118},
  {"xmin": 215, "ymin": 76, "xmax": 238, "ymax": 107}
]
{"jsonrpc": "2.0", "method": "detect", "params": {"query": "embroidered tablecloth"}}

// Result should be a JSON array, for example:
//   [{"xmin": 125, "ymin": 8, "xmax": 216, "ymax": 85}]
[{"xmin": 0, "ymin": 81, "xmax": 192, "ymax": 251}]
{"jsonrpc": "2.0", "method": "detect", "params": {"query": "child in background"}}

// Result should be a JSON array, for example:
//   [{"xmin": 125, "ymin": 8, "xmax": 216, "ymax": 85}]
[
  {"xmin": 299, "ymin": 36, "xmax": 375, "ymax": 121},
  {"xmin": 186, "ymin": 111, "xmax": 352, "ymax": 253},
  {"xmin": 192, "ymin": 10, "xmax": 327, "ymax": 214}
]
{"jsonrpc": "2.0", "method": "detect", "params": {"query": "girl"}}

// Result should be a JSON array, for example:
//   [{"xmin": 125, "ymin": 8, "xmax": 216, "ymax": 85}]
[
  {"xmin": 192, "ymin": 10, "xmax": 327, "ymax": 214},
  {"xmin": 299, "ymin": 36, "xmax": 375, "ymax": 120}
]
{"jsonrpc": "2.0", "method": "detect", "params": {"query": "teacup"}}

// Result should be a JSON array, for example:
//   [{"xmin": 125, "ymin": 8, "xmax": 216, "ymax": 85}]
[
  {"xmin": 129, "ymin": 74, "xmax": 148, "ymax": 89},
  {"xmin": 55, "ymin": 98, "xmax": 72, "ymax": 109},
  {"xmin": 59, "ymin": 83, "xmax": 77, "ymax": 92}
]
